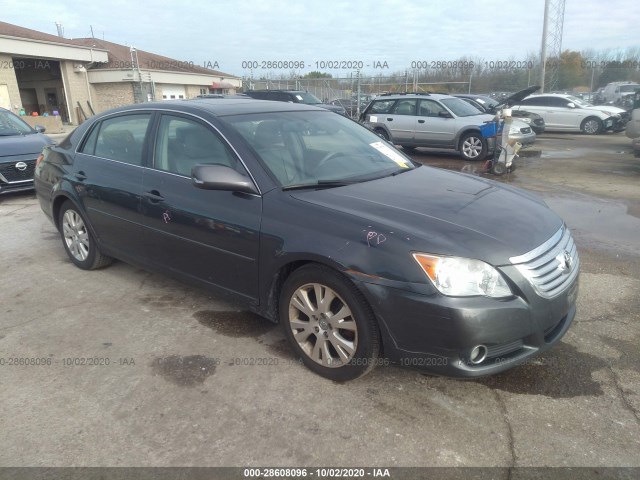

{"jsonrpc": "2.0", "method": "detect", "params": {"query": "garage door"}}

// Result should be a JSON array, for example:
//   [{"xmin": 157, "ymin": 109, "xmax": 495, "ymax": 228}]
[{"xmin": 161, "ymin": 85, "xmax": 186, "ymax": 100}]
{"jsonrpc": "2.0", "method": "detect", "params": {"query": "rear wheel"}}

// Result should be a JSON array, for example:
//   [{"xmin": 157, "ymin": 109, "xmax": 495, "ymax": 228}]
[
  {"xmin": 280, "ymin": 264, "xmax": 381, "ymax": 381},
  {"xmin": 375, "ymin": 128, "xmax": 390, "ymax": 141},
  {"xmin": 459, "ymin": 132, "xmax": 487, "ymax": 161},
  {"xmin": 581, "ymin": 117, "xmax": 603, "ymax": 135},
  {"xmin": 58, "ymin": 201, "xmax": 113, "ymax": 270}
]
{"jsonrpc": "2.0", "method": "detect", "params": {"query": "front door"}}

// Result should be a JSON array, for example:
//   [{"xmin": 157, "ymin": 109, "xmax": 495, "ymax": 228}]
[{"xmin": 141, "ymin": 113, "xmax": 262, "ymax": 300}]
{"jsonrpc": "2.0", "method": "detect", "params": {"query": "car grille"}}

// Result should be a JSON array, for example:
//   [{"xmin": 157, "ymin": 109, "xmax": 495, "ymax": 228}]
[
  {"xmin": 509, "ymin": 226, "xmax": 579, "ymax": 299},
  {"xmin": 520, "ymin": 127, "xmax": 532, "ymax": 134},
  {"xmin": 0, "ymin": 159, "xmax": 36, "ymax": 183}
]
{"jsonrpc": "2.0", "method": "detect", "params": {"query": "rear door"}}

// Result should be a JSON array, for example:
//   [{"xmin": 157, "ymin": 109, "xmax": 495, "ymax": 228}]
[
  {"xmin": 385, "ymin": 99, "xmax": 417, "ymax": 143},
  {"xmin": 140, "ymin": 112, "xmax": 262, "ymax": 300},
  {"xmin": 72, "ymin": 112, "xmax": 153, "ymax": 260},
  {"xmin": 517, "ymin": 97, "xmax": 560, "ymax": 129}
]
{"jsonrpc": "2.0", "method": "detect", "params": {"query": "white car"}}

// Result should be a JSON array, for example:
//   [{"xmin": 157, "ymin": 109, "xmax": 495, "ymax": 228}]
[{"xmin": 512, "ymin": 93, "xmax": 627, "ymax": 134}]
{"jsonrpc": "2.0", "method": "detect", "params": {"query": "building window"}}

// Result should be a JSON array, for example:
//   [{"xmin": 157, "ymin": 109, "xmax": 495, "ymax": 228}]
[{"xmin": 200, "ymin": 88, "xmax": 207, "ymax": 95}]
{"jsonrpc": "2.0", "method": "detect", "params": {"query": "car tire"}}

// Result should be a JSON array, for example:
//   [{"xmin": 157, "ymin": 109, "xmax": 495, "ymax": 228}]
[
  {"xmin": 279, "ymin": 264, "xmax": 381, "ymax": 382},
  {"xmin": 58, "ymin": 201, "xmax": 113, "ymax": 270},
  {"xmin": 375, "ymin": 128, "xmax": 390, "ymax": 141},
  {"xmin": 459, "ymin": 132, "xmax": 487, "ymax": 161},
  {"xmin": 581, "ymin": 117, "xmax": 603, "ymax": 135}
]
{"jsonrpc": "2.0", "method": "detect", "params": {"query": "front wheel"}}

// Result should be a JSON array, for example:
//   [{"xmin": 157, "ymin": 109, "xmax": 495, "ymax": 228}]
[
  {"xmin": 280, "ymin": 264, "xmax": 381, "ymax": 381},
  {"xmin": 58, "ymin": 201, "xmax": 113, "ymax": 270},
  {"xmin": 581, "ymin": 117, "xmax": 603, "ymax": 135},
  {"xmin": 459, "ymin": 132, "xmax": 487, "ymax": 161}
]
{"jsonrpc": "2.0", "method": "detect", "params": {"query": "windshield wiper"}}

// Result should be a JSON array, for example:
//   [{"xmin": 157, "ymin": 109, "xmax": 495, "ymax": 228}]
[{"xmin": 282, "ymin": 180, "xmax": 357, "ymax": 191}]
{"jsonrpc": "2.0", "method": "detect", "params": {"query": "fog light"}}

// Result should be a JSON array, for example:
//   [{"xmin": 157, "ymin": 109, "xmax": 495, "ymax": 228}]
[{"xmin": 469, "ymin": 345, "xmax": 488, "ymax": 365}]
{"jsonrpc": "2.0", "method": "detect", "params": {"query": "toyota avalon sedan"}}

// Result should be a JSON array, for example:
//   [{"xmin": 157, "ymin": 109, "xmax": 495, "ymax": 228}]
[{"xmin": 34, "ymin": 99, "xmax": 579, "ymax": 381}]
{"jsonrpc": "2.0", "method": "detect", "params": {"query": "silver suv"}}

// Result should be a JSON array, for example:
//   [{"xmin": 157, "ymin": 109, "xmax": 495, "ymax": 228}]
[{"xmin": 360, "ymin": 93, "xmax": 531, "ymax": 161}]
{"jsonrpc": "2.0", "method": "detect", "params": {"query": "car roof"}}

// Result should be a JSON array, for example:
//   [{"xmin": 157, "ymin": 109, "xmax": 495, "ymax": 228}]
[
  {"xmin": 373, "ymin": 93, "xmax": 454, "ymax": 100},
  {"xmin": 97, "ymin": 98, "xmax": 328, "ymax": 117}
]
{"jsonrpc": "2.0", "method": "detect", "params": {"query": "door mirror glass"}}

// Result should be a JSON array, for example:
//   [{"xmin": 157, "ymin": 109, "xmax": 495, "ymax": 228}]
[{"xmin": 192, "ymin": 164, "xmax": 258, "ymax": 194}]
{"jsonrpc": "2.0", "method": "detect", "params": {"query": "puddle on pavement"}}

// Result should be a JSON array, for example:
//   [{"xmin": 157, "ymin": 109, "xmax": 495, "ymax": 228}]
[
  {"xmin": 472, "ymin": 342, "xmax": 606, "ymax": 398},
  {"xmin": 543, "ymin": 195, "xmax": 640, "ymax": 255},
  {"xmin": 151, "ymin": 354, "xmax": 217, "ymax": 387},
  {"xmin": 193, "ymin": 310, "xmax": 275, "ymax": 338}
]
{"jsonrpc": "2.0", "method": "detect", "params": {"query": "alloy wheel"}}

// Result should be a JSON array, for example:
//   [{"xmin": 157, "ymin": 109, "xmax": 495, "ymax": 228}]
[
  {"xmin": 62, "ymin": 210, "xmax": 90, "ymax": 262},
  {"xmin": 288, "ymin": 283, "xmax": 358, "ymax": 368}
]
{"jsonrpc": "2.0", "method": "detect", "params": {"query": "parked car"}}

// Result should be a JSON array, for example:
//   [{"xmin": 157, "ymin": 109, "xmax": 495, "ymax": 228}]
[
  {"xmin": 329, "ymin": 98, "xmax": 359, "ymax": 117},
  {"xmin": 0, "ymin": 107, "xmax": 55, "ymax": 195},
  {"xmin": 34, "ymin": 99, "xmax": 579, "ymax": 381},
  {"xmin": 512, "ymin": 93, "xmax": 626, "ymax": 134},
  {"xmin": 601, "ymin": 81, "xmax": 640, "ymax": 107},
  {"xmin": 625, "ymin": 88, "xmax": 640, "ymax": 157},
  {"xmin": 243, "ymin": 89, "xmax": 346, "ymax": 115},
  {"xmin": 359, "ymin": 92, "xmax": 535, "ymax": 160},
  {"xmin": 453, "ymin": 93, "xmax": 546, "ymax": 134}
]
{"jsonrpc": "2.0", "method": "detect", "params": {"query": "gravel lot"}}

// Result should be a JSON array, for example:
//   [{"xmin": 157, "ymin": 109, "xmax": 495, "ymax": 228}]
[{"xmin": 0, "ymin": 130, "xmax": 639, "ymax": 469}]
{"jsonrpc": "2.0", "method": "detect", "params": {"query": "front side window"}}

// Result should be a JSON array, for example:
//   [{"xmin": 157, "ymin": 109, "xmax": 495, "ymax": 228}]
[
  {"xmin": 90, "ymin": 114, "xmax": 151, "ymax": 165},
  {"xmin": 154, "ymin": 115, "xmax": 238, "ymax": 177},
  {"xmin": 419, "ymin": 99, "xmax": 449, "ymax": 117}
]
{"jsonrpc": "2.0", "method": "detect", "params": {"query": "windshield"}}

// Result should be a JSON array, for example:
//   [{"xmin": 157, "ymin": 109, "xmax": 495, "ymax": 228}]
[
  {"xmin": 0, "ymin": 110, "xmax": 35, "ymax": 136},
  {"xmin": 223, "ymin": 111, "xmax": 416, "ymax": 187},
  {"xmin": 440, "ymin": 98, "xmax": 484, "ymax": 117},
  {"xmin": 567, "ymin": 95, "xmax": 593, "ymax": 107},
  {"xmin": 295, "ymin": 92, "xmax": 323, "ymax": 105}
]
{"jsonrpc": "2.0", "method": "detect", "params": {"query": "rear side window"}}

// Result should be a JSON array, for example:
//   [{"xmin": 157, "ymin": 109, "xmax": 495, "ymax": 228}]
[
  {"xmin": 86, "ymin": 114, "xmax": 151, "ymax": 166},
  {"xmin": 392, "ymin": 100, "xmax": 417, "ymax": 116},
  {"xmin": 368, "ymin": 100, "xmax": 396, "ymax": 114}
]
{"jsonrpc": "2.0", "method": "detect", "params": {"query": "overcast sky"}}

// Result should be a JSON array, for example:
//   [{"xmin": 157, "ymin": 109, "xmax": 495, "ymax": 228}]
[{"xmin": 3, "ymin": 0, "xmax": 639, "ymax": 77}]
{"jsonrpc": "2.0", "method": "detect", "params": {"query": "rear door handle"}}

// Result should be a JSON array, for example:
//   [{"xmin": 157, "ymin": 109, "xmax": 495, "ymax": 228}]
[
  {"xmin": 418, "ymin": 119, "xmax": 425, "ymax": 124},
  {"xmin": 143, "ymin": 190, "xmax": 165, "ymax": 203},
  {"xmin": 74, "ymin": 171, "xmax": 87, "ymax": 181},
  {"xmin": 386, "ymin": 117, "xmax": 393, "ymax": 121}
]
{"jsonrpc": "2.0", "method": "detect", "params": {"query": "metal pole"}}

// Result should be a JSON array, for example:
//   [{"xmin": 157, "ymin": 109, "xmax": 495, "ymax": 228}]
[
  {"xmin": 540, "ymin": 0, "xmax": 550, "ymax": 92},
  {"xmin": 356, "ymin": 70, "xmax": 361, "ymax": 118}
]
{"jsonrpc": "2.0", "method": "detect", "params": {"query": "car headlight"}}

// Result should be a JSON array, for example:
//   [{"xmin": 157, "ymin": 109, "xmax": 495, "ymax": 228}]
[
  {"xmin": 509, "ymin": 126, "xmax": 521, "ymax": 134},
  {"xmin": 412, "ymin": 253, "xmax": 512, "ymax": 298}
]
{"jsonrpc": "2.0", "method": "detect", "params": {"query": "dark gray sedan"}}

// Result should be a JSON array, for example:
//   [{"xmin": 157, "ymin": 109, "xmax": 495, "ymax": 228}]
[
  {"xmin": 34, "ymin": 99, "xmax": 579, "ymax": 381},
  {"xmin": 0, "ymin": 107, "xmax": 54, "ymax": 194}
]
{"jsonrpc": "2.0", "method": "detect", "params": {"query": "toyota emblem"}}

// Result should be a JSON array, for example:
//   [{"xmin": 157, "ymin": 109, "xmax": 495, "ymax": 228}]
[
  {"xmin": 15, "ymin": 161, "xmax": 28, "ymax": 171},
  {"xmin": 556, "ymin": 250, "xmax": 573, "ymax": 274}
]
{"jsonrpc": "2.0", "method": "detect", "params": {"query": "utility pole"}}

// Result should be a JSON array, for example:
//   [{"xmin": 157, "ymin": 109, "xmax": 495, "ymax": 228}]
[{"xmin": 540, "ymin": 0, "xmax": 566, "ymax": 92}]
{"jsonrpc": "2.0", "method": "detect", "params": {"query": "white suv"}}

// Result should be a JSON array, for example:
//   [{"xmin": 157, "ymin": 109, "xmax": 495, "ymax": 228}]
[{"xmin": 513, "ymin": 94, "xmax": 627, "ymax": 134}]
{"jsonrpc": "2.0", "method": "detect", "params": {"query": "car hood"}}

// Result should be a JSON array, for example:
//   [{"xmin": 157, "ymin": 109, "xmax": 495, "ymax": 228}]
[
  {"xmin": 290, "ymin": 167, "xmax": 562, "ymax": 266},
  {"xmin": 584, "ymin": 104, "xmax": 626, "ymax": 115},
  {"xmin": 495, "ymin": 85, "xmax": 541, "ymax": 109},
  {"xmin": 0, "ymin": 133, "xmax": 54, "ymax": 158},
  {"xmin": 316, "ymin": 103, "xmax": 346, "ymax": 114}
]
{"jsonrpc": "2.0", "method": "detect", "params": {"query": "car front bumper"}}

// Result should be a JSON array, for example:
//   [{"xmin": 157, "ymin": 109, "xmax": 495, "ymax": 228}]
[{"xmin": 354, "ymin": 268, "xmax": 578, "ymax": 378}]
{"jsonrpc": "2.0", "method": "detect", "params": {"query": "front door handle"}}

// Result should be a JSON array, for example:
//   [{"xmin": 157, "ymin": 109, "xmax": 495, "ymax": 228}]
[
  {"xmin": 143, "ymin": 190, "xmax": 165, "ymax": 203},
  {"xmin": 418, "ymin": 119, "xmax": 426, "ymax": 124},
  {"xmin": 386, "ymin": 117, "xmax": 393, "ymax": 121},
  {"xmin": 74, "ymin": 171, "xmax": 87, "ymax": 181}
]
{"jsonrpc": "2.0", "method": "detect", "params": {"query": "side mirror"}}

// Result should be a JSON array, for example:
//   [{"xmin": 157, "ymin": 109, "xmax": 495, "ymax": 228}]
[
  {"xmin": 34, "ymin": 125, "xmax": 46, "ymax": 133},
  {"xmin": 566, "ymin": 103, "xmax": 576, "ymax": 109},
  {"xmin": 191, "ymin": 164, "xmax": 259, "ymax": 195},
  {"xmin": 438, "ymin": 111, "xmax": 453, "ymax": 118}
]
